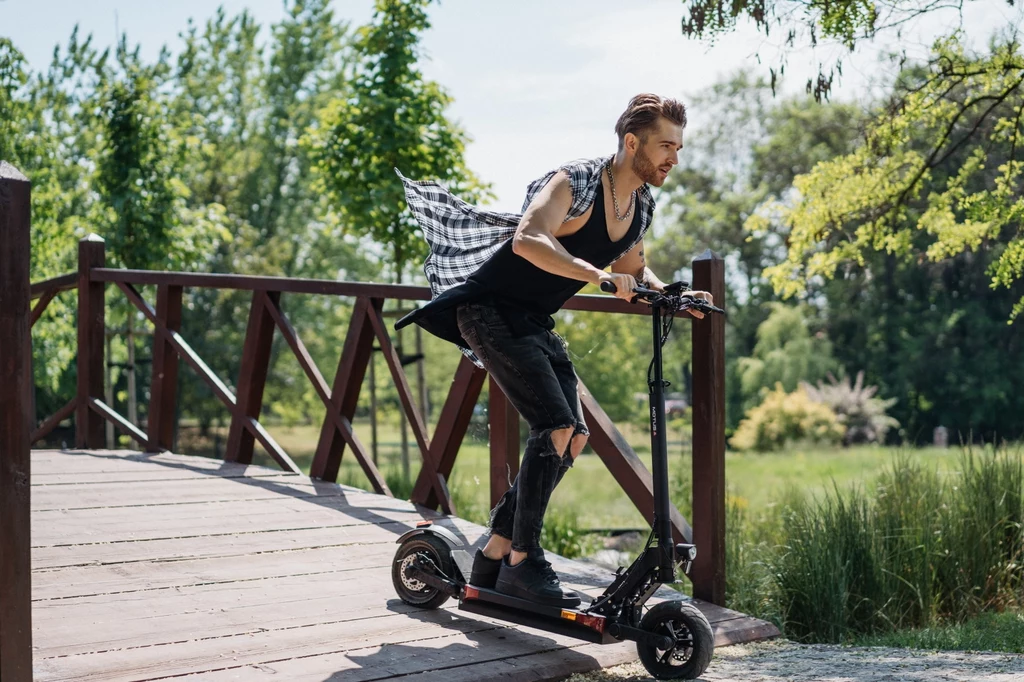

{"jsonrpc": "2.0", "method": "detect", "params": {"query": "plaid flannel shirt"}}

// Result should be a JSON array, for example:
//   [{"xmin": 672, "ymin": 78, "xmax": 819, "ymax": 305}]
[
  {"xmin": 396, "ymin": 155, "xmax": 656, "ymax": 366},
  {"xmin": 397, "ymin": 155, "xmax": 655, "ymax": 298}
]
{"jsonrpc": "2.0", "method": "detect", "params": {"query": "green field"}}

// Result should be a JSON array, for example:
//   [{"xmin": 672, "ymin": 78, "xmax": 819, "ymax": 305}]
[{"xmin": 177, "ymin": 421, "xmax": 967, "ymax": 530}]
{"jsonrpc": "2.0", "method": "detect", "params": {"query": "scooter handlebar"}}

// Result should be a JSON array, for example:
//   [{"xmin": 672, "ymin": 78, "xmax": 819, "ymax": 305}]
[{"xmin": 600, "ymin": 280, "xmax": 725, "ymax": 315}]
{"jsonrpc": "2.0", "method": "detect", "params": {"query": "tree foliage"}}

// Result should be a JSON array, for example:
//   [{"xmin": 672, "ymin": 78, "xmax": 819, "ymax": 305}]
[
  {"xmin": 759, "ymin": 35, "xmax": 1024, "ymax": 319},
  {"xmin": 305, "ymin": 0, "xmax": 489, "ymax": 282}
]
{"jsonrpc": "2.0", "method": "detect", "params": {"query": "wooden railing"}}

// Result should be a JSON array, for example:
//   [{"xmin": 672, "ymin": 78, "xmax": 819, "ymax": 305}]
[{"xmin": 3, "ymin": 160, "xmax": 726, "ymax": 680}]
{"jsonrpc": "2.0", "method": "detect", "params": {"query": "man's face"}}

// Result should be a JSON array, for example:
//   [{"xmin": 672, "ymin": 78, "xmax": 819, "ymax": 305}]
[{"xmin": 630, "ymin": 117, "xmax": 683, "ymax": 187}]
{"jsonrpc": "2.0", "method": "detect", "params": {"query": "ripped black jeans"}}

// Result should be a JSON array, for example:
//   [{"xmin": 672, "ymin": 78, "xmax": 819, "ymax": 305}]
[{"xmin": 456, "ymin": 301, "xmax": 589, "ymax": 552}]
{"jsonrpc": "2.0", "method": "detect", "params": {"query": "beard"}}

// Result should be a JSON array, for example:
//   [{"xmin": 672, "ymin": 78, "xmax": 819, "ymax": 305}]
[{"xmin": 631, "ymin": 145, "xmax": 663, "ymax": 186}]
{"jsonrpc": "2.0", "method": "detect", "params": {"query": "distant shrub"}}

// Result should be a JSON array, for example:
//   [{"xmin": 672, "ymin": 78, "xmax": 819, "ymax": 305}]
[
  {"xmin": 802, "ymin": 371, "xmax": 899, "ymax": 445},
  {"xmin": 730, "ymin": 383, "xmax": 845, "ymax": 452}
]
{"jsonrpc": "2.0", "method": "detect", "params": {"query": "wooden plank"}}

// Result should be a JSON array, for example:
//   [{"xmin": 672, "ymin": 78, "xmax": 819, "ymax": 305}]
[
  {"xmin": 312, "ymin": 297, "xmax": 390, "ymax": 495},
  {"xmin": 117, "ymin": 281, "xmax": 239, "ymax": 411},
  {"xmin": 390, "ymin": 641, "xmax": 637, "ymax": 682},
  {"xmin": 691, "ymin": 249, "xmax": 727, "ymax": 605},
  {"xmin": 580, "ymin": 379, "xmax": 693, "ymax": 544},
  {"xmin": 264, "ymin": 293, "xmax": 331, "ymax": 405},
  {"xmin": 489, "ymin": 377, "xmax": 521, "ymax": 509},
  {"xmin": 34, "ymin": 609, "xmax": 503, "ymax": 682},
  {"xmin": 29, "ymin": 287, "xmax": 58, "ymax": 327},
  {"xmin": 154, "ymin": 620, "xmax": 634, "ymax": 682},
  {"xmin": 30, "ymin": 487, "xmax": 437, "ymax": 544},
  {"xmin": 32, "ymin": 517, "xmax": 480, "ymax": 570},
  {"xmin": 268, "ymin": 302, "xmax": 389, "ymax": 487},
  {"xmin": 244, "ymin": 417, "xmax": 301, "ymax": 474},
  {"xmin": 411, "ymin": 356, "xmax": 486, "ymax": 510},
  {"xmin": 32, "ymin": 543, "xmax": 403, "ymax": 601},
  {"xmin": 31, "ymin": 398, "xmax": 77, "ymax": 444},
  {"xmin": 87, "ymin": 398, "xmax": 150, "ymax": 450},
  {"xmin": 29, "ymin": 449, "xmax": 282, "ymax": 476},
  {"xmin": 30, "ymin": 475, "xmax": 350, "ymax": 511},
  {"xmin": 0, "ymin": 159, "xmax": 34, "ymax": 682},
  {"xmin": 712, "ymin": 615, "xmax": 781, "ymax": 646},
  {"xmin": 366, "ymin": 298, "xmax": 433, "ymax": 460},
  {"xmin": 75, "ymin": 235, "xmax": 106, "ymax": 449},
  {"xmin": 226, "ymin": 291, "xmax": 277, "ymax": 465},
  {"xmin": 29, "ymin": 272, "xmax": 76, "ymax": 299},
  {"xmin": 147, "ymin": 285, "xmax": 182, "ymax": 452},
  {"xmin": 32, "ymin": 570, "xmax": 470, "ymax": 658}
]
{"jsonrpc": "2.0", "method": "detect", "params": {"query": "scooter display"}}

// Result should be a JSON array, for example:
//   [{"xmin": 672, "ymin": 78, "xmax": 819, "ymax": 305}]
[{"xmin": 391, "ymin": 281, "xmax": 725, "ymax": 680}]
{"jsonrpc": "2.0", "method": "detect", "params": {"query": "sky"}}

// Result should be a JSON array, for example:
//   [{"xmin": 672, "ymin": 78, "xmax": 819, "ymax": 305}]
[{"xmin": 2, "ymin": 0, "xmax": 1019, "ymax": 213}]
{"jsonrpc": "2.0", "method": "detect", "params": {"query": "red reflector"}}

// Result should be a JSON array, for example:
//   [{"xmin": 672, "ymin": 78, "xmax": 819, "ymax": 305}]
[
  {"xmin": 463, "ymin": 586, "xmax": 480, "ymax": 599},
  {"xmin": 416, "ymin": 520, "xmax": 432, "ymax": 528},
  {"xmin": 576, "ymin": 613, "xmax": 606, "ymax": 632}
]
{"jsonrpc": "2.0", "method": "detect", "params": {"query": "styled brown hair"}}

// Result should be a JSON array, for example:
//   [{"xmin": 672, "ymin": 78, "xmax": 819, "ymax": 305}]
[{"xmin": 614, "ymin": 93, "xmax": 687, "ymax": 147}]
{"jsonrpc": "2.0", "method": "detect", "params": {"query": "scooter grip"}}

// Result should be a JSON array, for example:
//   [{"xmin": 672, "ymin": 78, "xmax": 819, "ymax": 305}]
[{"xmin": 600, "ymin": 281, "xmax": 617, "ymax": 294}]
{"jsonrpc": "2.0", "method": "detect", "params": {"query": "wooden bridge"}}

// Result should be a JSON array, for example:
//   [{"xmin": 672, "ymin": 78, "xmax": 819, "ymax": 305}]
[
  {"xmin": 29, "ymin": 448, "xmax": 775, "ymax": 681},
  {"xmin": 1, "ymin": 162, "xmax": 777, "ymax": 680}
]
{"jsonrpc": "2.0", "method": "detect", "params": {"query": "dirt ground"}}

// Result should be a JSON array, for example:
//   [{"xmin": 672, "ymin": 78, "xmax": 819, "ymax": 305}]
[{"xmin": 566, "ymin": 640, "xmax": 1024, "ymax": 682}]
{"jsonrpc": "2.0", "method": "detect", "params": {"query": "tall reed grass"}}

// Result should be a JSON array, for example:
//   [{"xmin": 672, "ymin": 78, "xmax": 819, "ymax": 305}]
[{"xmin": 738, "ymin": 445, "xmax": 1024, "ymax": 642}]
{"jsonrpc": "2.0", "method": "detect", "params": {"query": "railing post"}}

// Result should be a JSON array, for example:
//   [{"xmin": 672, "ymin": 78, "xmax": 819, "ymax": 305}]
[
  {"xmin": 691, "ymin": 249, "xmax": 727, "ymax": 605},
  {"xmin": 488, "ymin": 379, "xmax": 521, "ymax": 509},
  {"xmin": 225, "ymin": 290, "xmax": 278, "ymax": 464},
  {"xmin": 147, "ymin": 285, "xmax": 183, "ymax": 452},
  {"xmin": 0, "ymin": 161, "xmax": 34, "ymax": 681},
  {"xmin": 76, "ymin": 234, "xmax": 106, "ymax": 449}
]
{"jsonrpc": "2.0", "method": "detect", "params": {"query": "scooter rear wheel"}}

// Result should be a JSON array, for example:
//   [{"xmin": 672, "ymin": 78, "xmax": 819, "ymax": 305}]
[
  {"xmin": 636, "ymin": 600, "xmax": 714, "ymax": 679},
  {"xmin": 392, "ymin": 534, "xmax": 455, "ymax": 609}
]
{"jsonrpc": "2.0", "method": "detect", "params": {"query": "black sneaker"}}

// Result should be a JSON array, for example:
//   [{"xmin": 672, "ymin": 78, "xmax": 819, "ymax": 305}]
[
  {"xmin": 495, "ymin": 548, "xmax": 581, "ymax": 608},
  {"xmin": 469, "ymin": 549, "xmax": 504, "ymax": 588}
]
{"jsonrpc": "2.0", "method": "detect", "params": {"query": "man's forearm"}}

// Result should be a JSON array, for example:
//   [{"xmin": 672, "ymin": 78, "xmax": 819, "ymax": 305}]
[
  {"xmin": 643, "ymin": 267, "xmax": 667, "ymax": 291},
  {"xmin": 513, "ymin": 232, "xmax": 604, "ymax": 285}
]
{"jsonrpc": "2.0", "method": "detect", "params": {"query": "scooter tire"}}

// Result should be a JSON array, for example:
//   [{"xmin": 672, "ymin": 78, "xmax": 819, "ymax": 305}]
[
  {"xmin": 636, "ymin": 600, "xmax": 715, "ymax": 679},
  {"xmin": 392, "ymin": 534, "xmax": 455, "ymax": 609}
]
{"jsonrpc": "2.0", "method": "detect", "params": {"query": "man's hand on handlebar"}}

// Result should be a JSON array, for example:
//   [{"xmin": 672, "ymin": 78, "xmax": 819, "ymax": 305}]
[
  {"xmin": 599, "ymin": 278, "xmax": 719, "ymax": 318},
  {"xmin": 679, "ymin": 291, "xmax": 713, "ymax": 319},
  {"xmin": 597, "ymin": 272, "xmax": 639, "ymax": 303}
]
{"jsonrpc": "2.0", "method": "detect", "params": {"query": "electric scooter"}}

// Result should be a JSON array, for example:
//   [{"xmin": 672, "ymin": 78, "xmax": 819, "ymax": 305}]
[{"xmin": 391, "ymin": 281, "xmax": 725, "ymax": 680}]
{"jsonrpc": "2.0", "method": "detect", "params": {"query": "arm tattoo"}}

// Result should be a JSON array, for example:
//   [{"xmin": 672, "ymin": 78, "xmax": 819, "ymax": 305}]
[{"xmin": 636, "ymin": 249, "xmax": 648, "ymax": 285}]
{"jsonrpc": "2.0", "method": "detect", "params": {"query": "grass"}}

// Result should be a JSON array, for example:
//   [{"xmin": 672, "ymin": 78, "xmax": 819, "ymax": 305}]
[
  {"xmin": 175, "ymin": 420, "xmax": 968, "ymax": 531},
  {"xmin": 853, "ymin": 611, "xmax": 1024, "ymax": 653},
  {"xmin": 737, "ymin": 446, "xmax": 1024, "ymax": 643}
]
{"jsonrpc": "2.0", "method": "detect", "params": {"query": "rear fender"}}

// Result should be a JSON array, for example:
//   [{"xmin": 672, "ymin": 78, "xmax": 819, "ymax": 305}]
[{"xmin": 396, "ymin": 521, "xmax": 464, "ymax": 549}]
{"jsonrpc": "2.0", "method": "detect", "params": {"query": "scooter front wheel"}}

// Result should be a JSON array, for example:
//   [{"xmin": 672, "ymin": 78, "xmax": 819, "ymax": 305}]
[
  {"xmin": 392, "ymin": 534, "xmax": 455, "ymax": 609},
  {"xmin": 636, "ymin": 600, "xmax": 715, "ymax": 680}
]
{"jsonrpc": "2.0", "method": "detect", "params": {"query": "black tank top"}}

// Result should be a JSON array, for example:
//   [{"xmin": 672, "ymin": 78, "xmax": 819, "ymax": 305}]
[
  {"xmin": 462, "ymin": 180, "xmax": 642, "ymax": 335},
  {"xmin": 395, "ymin": 179, "xmax": 642, "ymax": 345}
]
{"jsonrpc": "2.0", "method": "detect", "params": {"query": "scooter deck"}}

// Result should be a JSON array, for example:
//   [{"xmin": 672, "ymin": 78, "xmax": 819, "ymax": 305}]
[{"xmin": 459, "ymin": 585, "xmax": 617, "ymax": 645}]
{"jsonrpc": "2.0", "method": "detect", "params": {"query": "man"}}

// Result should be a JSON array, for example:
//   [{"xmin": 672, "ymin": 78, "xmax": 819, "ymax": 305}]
[{"xmin": 396, "ymin": 93, "xmax": 712, "ymax": 607}]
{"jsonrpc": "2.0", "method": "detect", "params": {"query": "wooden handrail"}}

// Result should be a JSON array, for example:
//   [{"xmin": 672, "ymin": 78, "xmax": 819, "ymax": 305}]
[{"xmin": 91, "ymin": 267, "xmax": 666, "ymax": 316}]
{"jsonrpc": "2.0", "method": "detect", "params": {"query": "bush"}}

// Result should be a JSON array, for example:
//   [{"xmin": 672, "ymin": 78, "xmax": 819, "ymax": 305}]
[
  {"xmin": 730, "ymin": 383, "xmax": 845, "ymax": 452},
  {"xmin": 802, "ymin": 371, "xmax": 899, "ymax": 445}
]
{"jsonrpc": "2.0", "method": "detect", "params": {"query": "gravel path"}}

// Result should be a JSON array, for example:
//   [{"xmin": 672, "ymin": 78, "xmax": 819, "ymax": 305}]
[{"xmin": 566, "ymin": 640, "xmax": 1024, "ymax": 681}]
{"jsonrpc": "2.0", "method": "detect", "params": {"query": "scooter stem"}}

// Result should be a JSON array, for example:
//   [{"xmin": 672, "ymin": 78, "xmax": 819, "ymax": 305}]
[{"xmin": 649, "ymin": 302, "xmax": 675, "ymax": 581}]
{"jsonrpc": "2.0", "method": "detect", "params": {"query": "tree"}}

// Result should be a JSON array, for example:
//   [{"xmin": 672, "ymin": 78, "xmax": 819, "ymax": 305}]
[
  {"xmin": 760, "ymin": 35, "xmax": 1024, "ymax": 319},
  {"xmin": 738, "ymin": 303, "xmax": 838, "ymax": 411},
  {"xmin": 679, "ymin": 0, "xmax": 1017, "ymax": 100},
  {"xmin": 305, "ymin": 0, "xmax": 490, "ymax": 284}
]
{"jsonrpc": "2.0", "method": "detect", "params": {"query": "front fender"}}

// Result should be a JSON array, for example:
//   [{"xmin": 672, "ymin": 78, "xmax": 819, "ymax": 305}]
[{"xmin": 396, "ymin": 521, "xmax": 464, "ymax": 548}]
